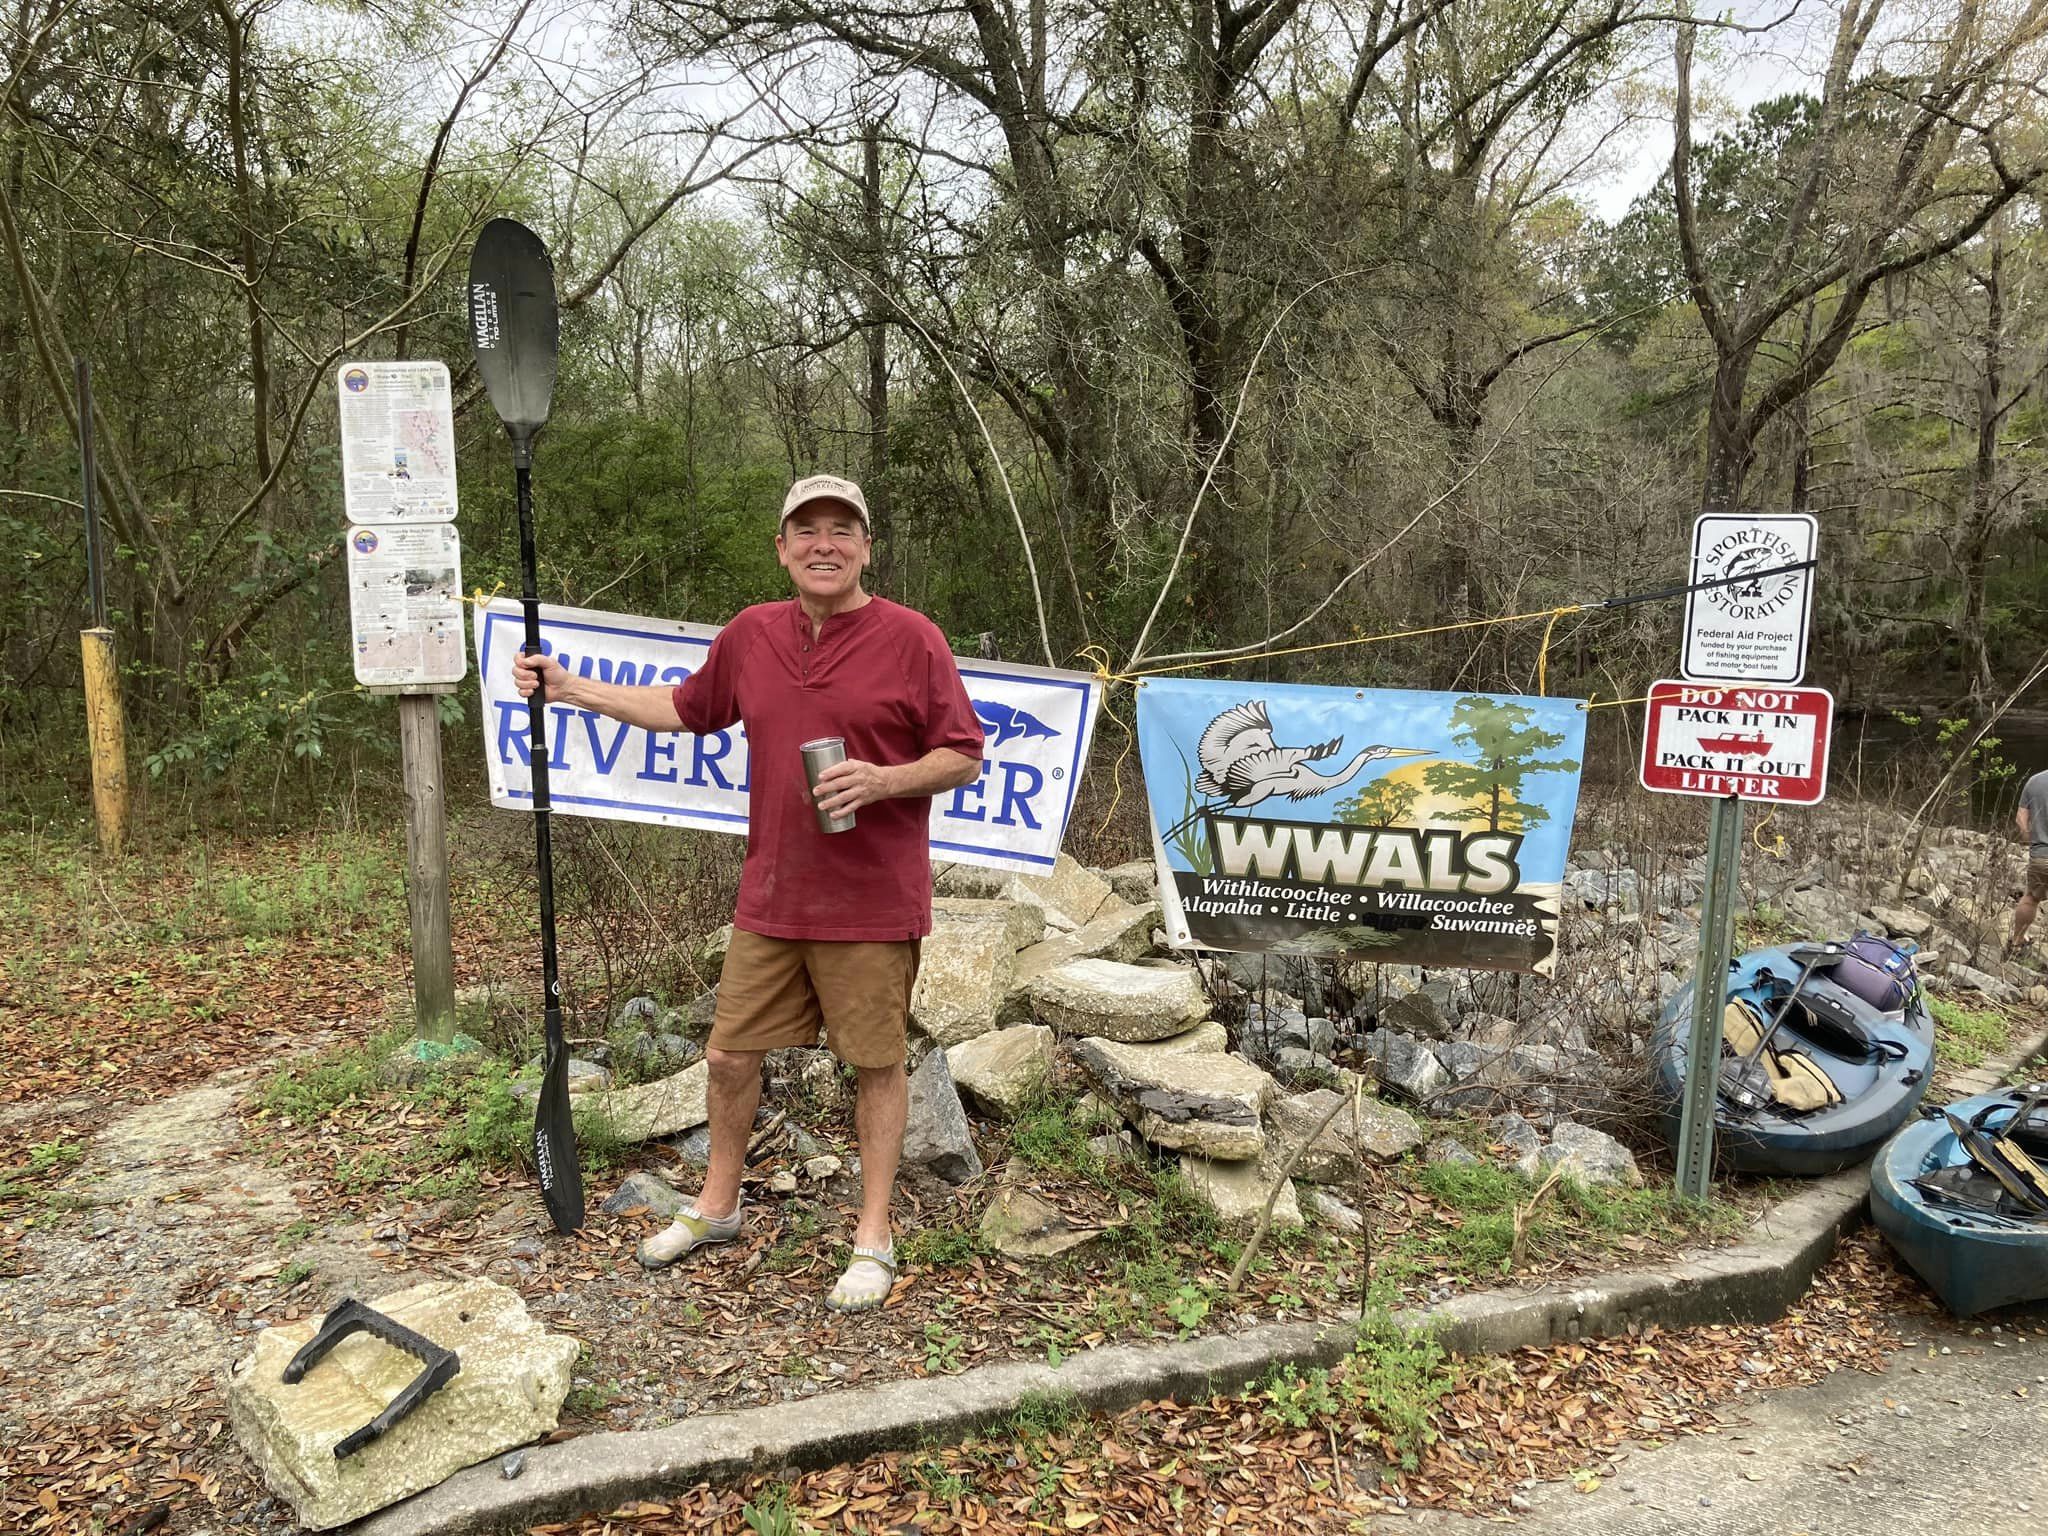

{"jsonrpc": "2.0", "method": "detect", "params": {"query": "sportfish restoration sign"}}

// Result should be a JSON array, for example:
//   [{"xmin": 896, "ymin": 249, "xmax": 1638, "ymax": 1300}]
[
  {"xmin": 1136, "ymin": 679, "xmax": 1587, "ymax": 974},
  {"xmin": 472, "ymin": 599, "xmax": 1100, "ymax": 874}
]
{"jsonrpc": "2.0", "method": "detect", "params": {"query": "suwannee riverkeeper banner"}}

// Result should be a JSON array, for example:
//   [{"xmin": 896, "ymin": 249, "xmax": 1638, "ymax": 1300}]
[
  {"xmin": 1135, "ymin": 678, "xmax": 1587, "ymax": 974},
  {"xmin": 473, "ymin": 598, "xmax": 1100, "ymax": 875}
]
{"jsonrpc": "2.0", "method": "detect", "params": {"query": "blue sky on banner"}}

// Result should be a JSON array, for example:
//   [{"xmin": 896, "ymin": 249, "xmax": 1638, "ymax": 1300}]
[
  {"xmin": 1135, "ymin": 677, "xmax": 1587, "ymax": 876},
  {"xmin": 472, "ymin": 599, "xmax": 1098, "ymax": 874}
]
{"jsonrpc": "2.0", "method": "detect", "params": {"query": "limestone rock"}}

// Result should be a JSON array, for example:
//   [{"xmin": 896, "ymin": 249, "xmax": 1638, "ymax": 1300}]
[
  {"xmin": 902, "ymin": 1050, "xmax": 983, "ymax": 1184},
  {"xmin": 1363, "ymin": 1029, "xmax": 1452, "ymax": 1105},
  {"xmin": 1380, "ymin": 990, "xmax": 1450, "ymax": 1040},
  {"xmin": 1488, "ymin": 1112, "xmax": 1544, "ymax": 1179},
  {"xmin": 1269, "ymin": 1089, "xmax": 1423, "ymax": 1182},
  {"xmin": 1028, "ymin": 958, "xmax": 1210, "ymax": 1042},
  {"xmin": 513, "ymin": 1057, "xmax": 609, "ymax": 1101},
  {"xmin": 227, "ymin": 1279, "xmax": 578, "ymax": 1529},
  {"xmin": 617, "ymin": 1032, "xmax": 701, "ymax": 1079},
  {"xmin": 801, "ymin": 1054, "xmax": 851, "ymax": 1110},
  {"xmin": 946, "ymin": 1024, "xmax": 1055, "ymax": 1118},
  {"xmin": 1867, "ymin": 905, "xmax": 1935, "ymax": 942},
  {"xmin": 1103, "ymin": 860, "xmax": 1159, "ymax": 905},
  {"xmin": 1947, "ymin": 963, "xmax": 2017, "ymax": 1002},
  {"xmin": 1178, "ymin": 1151, "xmax": 1301, "ymax": 1228},
  {"xmin": 912, "ymin": 900, "xmax": 1028, "ymax": 1048},
  {"xmin": 1426, "ymin": 1136, "xmax": 1481, "ymax": 1167},
  {"xmin": 1072, "ymin": 1037, "xmax": 1271, "ymax": 1160},
  {"xmin": 1300, "ymin": 1187, "xmax": 1365, "ymax": 1234},
  {"xmin": 1273, "ymin": 1046, "xmax": 1339, "ymax": 1079},
  {"xmin": 1538, "ymin": 1120, "xmax": 1642, "ymax": 1187},
  {"xmin": 1140, "ymin": 1020, "xmax": 1230, "ymax": 1056},
  {"xmin": 979, "ymin": 1185, "xmax": 1108, "ymax": 1259},
  {"xmin": 1012, "ymin": 901, "xmax": 1164, "ymax": 988},
  {"xmin": 937, "ymin": 854, "xmax": 1113, "ymax": 931},
  {"xmin": 581, "ymin": 1060, "xmax": 710, "ymax": 1142},
  {"xmin": 695, "ymin": 924, "xmax": 733, "ymax": 985},
  {"xmin": 601, "ymin": 1171, "xmax": 686, "ymax": 1221}
]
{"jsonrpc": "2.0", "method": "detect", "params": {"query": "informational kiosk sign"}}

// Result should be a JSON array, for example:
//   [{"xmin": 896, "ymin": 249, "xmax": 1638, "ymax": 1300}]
[
  {"xmin": 1681, "ymin": 513, "xmax": 1817, "ymax": 685},
  {"xmin": 337, "ymin": 361, "xmax": 458, "ymax": 525},
  {"xmin": 1639, "ymin": 680, "xmax": 1832, "ymax": 805},
  {"xmin": 346, "ymin": 523, "xmax": 467, "ymax": 687}
]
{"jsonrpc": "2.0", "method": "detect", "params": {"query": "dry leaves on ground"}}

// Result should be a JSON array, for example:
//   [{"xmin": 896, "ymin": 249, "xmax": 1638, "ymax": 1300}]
[{"xmin": 535, "ymin": 1231, "xmax": 1932, "ymax": 1536}]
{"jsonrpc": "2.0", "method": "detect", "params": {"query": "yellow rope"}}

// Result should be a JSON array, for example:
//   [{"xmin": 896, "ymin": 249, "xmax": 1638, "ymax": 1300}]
[
  {"xmin": 1536, "ymin": 608, "xmax": 1567, "ymax": 696},
  {"xmin": 1077, "ymin": 602, "xmax": 1589, "ymax": 686},
  {"xmin": 1752, "ymin": 805, "xmax": 1787, "ymax": 858}
]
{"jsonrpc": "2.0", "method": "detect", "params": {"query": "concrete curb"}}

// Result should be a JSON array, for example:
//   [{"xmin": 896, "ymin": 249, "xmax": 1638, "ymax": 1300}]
[{"xmin": 351, "ymin": 1021, "xmax": 2048, "ymax": 1536}]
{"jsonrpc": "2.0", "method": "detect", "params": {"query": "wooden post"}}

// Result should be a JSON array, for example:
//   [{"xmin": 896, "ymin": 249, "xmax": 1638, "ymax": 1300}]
[
  {"xmin": 397, "ymin": 689, "xmax": 457, "ymax": 1042},
  {"xmin": 77, "ymin": 356, "xmax": 127, "ymax": 856},
  {"xmin": 80, "ymin": 627, "xmax": 127, "ymax": 857}
]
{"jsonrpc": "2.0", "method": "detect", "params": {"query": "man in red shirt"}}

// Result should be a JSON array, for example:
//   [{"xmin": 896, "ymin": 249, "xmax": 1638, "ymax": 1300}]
[{"xmin": 512, "ymin": 474, "xmax": 982, "ymax": 1310}]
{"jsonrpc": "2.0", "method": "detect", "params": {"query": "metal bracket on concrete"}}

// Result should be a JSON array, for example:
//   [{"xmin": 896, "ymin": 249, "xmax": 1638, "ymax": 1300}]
[{"xmin": 283, "ymin": 1297, "xmax": 461, "ymax": 1458}]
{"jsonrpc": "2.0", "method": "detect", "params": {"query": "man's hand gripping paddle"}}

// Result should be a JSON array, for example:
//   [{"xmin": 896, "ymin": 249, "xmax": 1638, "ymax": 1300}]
[{"xmin": 468, "ymin": 217, "xmax": 585, "ymax": 1233}]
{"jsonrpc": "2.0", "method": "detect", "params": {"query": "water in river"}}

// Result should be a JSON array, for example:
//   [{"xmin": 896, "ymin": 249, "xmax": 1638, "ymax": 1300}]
[{"xmin": 1833, "ymin": 709, "xmax": 2048, "ymax": 828}]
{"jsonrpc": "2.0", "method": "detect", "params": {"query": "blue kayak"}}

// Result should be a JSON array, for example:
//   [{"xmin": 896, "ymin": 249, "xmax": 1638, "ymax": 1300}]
[
  {"xmin": 1872, "ymin": 1088, "xmax": 2048, "ymax": 1316},
  {"xmin": 1651, "ymin": 942, "xmax": 1935, "ymax": 1176}
]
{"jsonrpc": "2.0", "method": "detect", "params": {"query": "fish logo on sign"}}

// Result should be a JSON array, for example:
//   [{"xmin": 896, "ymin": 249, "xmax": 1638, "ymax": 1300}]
[{"xmin": 974, "ymin": 700, "xmax": 1059, "ymax": 747}]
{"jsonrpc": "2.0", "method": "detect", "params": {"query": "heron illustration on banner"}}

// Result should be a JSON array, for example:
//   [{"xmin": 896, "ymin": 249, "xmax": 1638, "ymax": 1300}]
[{"xmin": 1154, "ymin": 698, "xmax": 1427, "ymax": 844}]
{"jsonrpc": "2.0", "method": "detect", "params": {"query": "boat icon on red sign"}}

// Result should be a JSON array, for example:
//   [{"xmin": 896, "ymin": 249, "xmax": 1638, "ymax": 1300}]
[{"xmin": 1698, "ymin": 731, "xmax": 1771, "ymax": 755}]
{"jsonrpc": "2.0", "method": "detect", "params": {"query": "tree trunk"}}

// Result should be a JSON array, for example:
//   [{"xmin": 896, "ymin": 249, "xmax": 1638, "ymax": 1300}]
[
  {"xmin": 1961, "ymin": 239, "xmax": 2004, "ymax": 706},
  {"xmin": 861, "ymin": 121, "xmax": 893, "ymax": 592}
]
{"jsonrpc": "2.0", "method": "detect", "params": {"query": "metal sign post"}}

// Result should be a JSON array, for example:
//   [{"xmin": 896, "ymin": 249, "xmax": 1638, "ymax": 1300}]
[{"xmin": 1676, "ymin": 793, "xmax": 1744, "ymax": 1200}]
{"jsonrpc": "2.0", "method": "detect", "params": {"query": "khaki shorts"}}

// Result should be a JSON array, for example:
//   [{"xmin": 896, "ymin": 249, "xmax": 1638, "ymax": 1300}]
[
  {"xmin": 709, "ymin": 930, "xmax": 921, "ymax": 1068},
  {"xmin": 2028, "ymin": 860, "xmax": 2048, "ymax": 902}
]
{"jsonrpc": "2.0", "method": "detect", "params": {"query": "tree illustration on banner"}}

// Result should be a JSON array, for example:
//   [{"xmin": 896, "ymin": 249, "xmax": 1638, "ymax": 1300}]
[
  {"xmin": 1422, "ymin": 697, "xmax": 1580, "ymax": 831},
  {"xmin": 1337, "ymin": 775, "xmax": 1421, "ymax": 829}
]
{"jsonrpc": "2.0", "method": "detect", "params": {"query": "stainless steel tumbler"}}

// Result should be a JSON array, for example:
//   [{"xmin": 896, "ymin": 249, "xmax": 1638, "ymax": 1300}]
[{"xmin": 801, "ymin": 736, "xmax": 855, "ymax": 833}]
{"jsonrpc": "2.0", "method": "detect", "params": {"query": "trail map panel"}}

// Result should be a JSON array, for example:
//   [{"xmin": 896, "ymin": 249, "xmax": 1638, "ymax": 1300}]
[
  {"xmin": 1681, "ymin": 513, "xmax": 1817, "ymax": 684},
  {"xmin": 348, "ymin": 523, "xmax": 466, "ymax": 687},
  {"xmin": 1639, "ymin": 680, "xmax": 1832, "ymax": 805},
  {"xmin": 337, "ymin": 361, "xmax": 458, "ymax": 524}
]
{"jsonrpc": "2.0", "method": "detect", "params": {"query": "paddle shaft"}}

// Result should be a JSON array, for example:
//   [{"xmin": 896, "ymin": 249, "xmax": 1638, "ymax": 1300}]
[{"xmin": 515, "ymin": 458, "xmax": 563, "ymax": 1021}]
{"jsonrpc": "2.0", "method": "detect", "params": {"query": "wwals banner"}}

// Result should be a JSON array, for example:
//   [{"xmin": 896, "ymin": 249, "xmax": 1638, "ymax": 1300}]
[
  {"xmin": 474, "ymin": 598, "xmax": 1100, "ymax": 875},
  {"xmin": 1136, "ymin": 678, "xmax": 1586, "ymax": 974}
]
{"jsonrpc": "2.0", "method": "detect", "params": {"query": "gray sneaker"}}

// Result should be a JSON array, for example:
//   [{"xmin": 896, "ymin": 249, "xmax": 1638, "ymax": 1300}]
[{"xmin": 635, "ymin": 1201, "xmax": 742, "ymax": 1269}]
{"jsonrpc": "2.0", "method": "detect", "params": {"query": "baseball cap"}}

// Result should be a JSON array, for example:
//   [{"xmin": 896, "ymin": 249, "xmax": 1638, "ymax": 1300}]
[{"xmin": 781, "ymin": 473, "xmax": 869, "ymax": 527}]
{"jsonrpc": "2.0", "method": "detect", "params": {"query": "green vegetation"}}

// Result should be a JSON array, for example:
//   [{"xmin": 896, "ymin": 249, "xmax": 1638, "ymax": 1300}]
[
  {"xmin": 1007, "ymin": 1087, "xmax": 1111, "ymax": 1183},
  {"xmin": 899, "ymin": 1222, "xmax": 981, "ymax": 1270},
  {"xmin": 740, "ymin": 1483, "xmax": 808, "ymax": 1536},
  {"xmin": 1254, "ymin": 1307, "xmax": 1457, "ymax": 1471},
  {"xmin": 922, "ymin": 1318, "xmax": 966, "ymax": 1374},
  {"xmin": 1380, "ymin": 1159, "xmax": 1747, "ymax": 1281},
  {"xmin": 1931, "ymin": 996, "xmax": 2014, "ymax": 1071}
]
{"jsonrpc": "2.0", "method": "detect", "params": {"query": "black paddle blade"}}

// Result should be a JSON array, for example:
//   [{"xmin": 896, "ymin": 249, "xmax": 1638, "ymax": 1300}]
[
  {"xmin": 468, "ymin": 218, "xmax": 559, "ymax": 452},
  {"xmin": 533, "ymin": 1007, "xmax": 585, "ymax": 1232}
]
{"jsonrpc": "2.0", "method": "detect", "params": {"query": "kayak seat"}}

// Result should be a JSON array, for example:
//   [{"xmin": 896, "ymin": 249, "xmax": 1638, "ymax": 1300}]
[
  {"xmin": 1767, "ymin": 992, "xmax": 1878, "ymax": 1061},
  {"xmin": 1720, "ymin": 999, "xmax": 1843, "ymax": 1113}
]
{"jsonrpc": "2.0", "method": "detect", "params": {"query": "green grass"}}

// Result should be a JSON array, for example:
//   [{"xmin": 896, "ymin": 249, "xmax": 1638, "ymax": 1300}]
[
  {"xmin": 1392, "ymin": 1158, "xmax": 1748, "ymax": 1279},
  {"xmin": 1930, "ymin": 995, "xmax": 2013, "ymax": 1071},
  {"xmin": 1252, "ymin": 1304, "xmax": 1457, "ymax": 1470},
  {"xmin": 1007, "ymin": 1087, "xmax": 1111, "ymax": 1182},
  {"xmin": 899, "ymin": 1222, "xmax": 980, "ymax": 1269}
]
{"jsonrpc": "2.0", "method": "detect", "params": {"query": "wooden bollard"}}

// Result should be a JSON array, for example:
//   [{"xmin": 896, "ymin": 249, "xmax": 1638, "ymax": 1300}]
[{"xmin": 80, "ymin": 625, "xmax": 128, "ymax": 856}]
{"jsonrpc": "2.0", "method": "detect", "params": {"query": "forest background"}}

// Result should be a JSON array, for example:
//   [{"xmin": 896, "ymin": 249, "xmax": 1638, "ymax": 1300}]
[{"xmin": 3, "ymin": 0, "xmax": 2046, "ymax": 832}]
